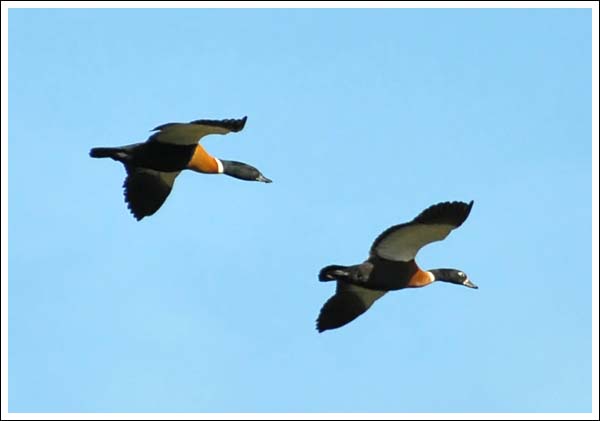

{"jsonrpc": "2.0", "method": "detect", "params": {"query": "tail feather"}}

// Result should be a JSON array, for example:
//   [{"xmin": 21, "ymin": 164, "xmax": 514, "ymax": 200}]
[
  {"xmin": 90, "ymin": 147, "xmax": 121, "ymax": 159},
  {"xmin": 319, "ymin": 265, "xmax": 350, "ymax": 282}
]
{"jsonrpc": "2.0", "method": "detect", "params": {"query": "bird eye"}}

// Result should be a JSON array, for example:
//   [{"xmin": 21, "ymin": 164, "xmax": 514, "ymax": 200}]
[{"xmin": 458, "ymin": 271, "xmax": 465, "ymax": 278}]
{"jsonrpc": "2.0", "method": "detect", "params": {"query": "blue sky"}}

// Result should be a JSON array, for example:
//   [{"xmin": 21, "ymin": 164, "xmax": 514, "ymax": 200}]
[{"xmin": 6, "ymin": 6, "xmax": 594, "ymax": 414}]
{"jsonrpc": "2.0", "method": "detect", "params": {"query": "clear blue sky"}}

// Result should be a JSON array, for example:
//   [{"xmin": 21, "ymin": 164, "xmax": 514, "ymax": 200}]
[{"xmin": 7, "ymin": 7, "xmax": 593, "ymax": 413}]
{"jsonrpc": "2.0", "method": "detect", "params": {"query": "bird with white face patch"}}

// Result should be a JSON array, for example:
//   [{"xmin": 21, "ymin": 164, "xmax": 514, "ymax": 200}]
[{"xmin": 317, "ymin": 200, "xmax": 477, "ymax": 332}]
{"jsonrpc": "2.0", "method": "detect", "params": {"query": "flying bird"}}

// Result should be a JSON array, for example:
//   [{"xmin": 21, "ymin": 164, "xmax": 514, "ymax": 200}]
[
  {"xmin": 317, "ymin": 200, "xmax": 477, "ymax": 332},
  {"xmin": 90, "ymin": 116, "xmax": 271, "ymax": 220}
]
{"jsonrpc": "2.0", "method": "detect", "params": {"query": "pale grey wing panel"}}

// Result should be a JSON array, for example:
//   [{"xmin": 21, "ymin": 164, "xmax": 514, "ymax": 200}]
[
  {"xmin": 123, "ymin": 167, "xmax": 180, "ymax": 220},
  {"xmin": 316, "ymin": 282, "xmax": 387, "ymax": 332},
  {"xmin": 371, "ymin": 223, "xmax": 456, "ymax": 262},
  {"xmin": 370, "ymin": 201, "xmax": 474, "ymax": 261},
  {"xmin": 148, "ymin": 123, "xmax": 232, "ymax": 145},
  {"xmin": 148, "ymin": 117, "xmax": 247, "ymax": 145}
]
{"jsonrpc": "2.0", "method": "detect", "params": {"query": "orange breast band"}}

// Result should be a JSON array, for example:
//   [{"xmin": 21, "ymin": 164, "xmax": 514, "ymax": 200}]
[
  {"xmin": 187, "ymin": 145, "xmax": 221, "ymax": 174},
  {"xmin": 406, "ymin": 269, "xmax": 435, "ymax": 288}
]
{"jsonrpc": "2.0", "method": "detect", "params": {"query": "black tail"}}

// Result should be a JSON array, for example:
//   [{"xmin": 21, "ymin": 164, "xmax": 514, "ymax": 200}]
[
  {"xmin": 89, "ymin": 147, "xmax": 121, "ymax": 159},
  {"xmin": 319, "ymin": 265, "xmax": 351, "ymax": 282}
]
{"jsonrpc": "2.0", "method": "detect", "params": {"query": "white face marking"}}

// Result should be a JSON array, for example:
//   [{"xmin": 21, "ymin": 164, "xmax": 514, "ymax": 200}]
[
  {"xmin": 215, "ymin": 158, "xmax": 224, "ymax": 174},
  {"xmin": 458, "ymin": 271, "xmax": 465, "ymax": 278}
]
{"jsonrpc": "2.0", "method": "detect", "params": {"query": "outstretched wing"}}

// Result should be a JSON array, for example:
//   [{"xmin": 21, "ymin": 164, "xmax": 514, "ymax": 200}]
[
  {"xmin": 316, "ymin": 282, "xmax": 387, "ymax": 332},
  {"xmin": 370, "ymin": 201, "xmax": 474, "ymax": 262},
  {"xmin": 123, "ymin": 167, "xmax": 180, "ymax": 220},
  {"xmin": 148, "ymin": 116, "xmax": 248, "ymax": 145}
]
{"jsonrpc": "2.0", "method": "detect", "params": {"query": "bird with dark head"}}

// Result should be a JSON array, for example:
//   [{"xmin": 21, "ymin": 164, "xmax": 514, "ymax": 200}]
[
  {"xmin": 317, "ymin": 200, "xmax": 477, "ymax": 333},
  {"xmin": 429, "ymin": 268, "xmax": 478, "ymax": 289},
  {"xmin": 220, "ymin": 160, "xmax": 272, "ymax": 183},
  {"xmin": 90, "ymin": 116, "xmax": 272, "ymax": 220}
]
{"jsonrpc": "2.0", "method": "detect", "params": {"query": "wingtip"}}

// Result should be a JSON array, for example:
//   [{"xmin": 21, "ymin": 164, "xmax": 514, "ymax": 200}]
[
  {"xmin": 123, "ymin": 188, "xmax": 147, "ymax": 222},
  {"xmin": 150, "ymin": 124, "xmax": 167, "ymax": 132},
  {"xmin": 465, "ymin": 200, "xmax": 475, "ymax": 217},
  {"xmin": 315, "ymin": 320, "xmax": 326, "ymax": 333},
  {"xmin": 127, "ymin": 204, "xmax": 145, "ymax": 221},
  {"xmin": 238, "ymin": 116, "xmax": 248, "ymax": 130}
]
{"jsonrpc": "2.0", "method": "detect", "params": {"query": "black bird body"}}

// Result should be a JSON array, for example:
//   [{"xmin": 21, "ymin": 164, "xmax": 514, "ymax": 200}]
[
  {"xmin": 320, "ymin": 257, "xmax": 422, "ymax": 291},
  {"xmin": 90, "ymin": 116, "xmax": 272, "ymax": 220},
  {"xmin": 317, "ymin": 200, "xmax": 477, "ymax": 332},
  {"xmin": 90, "ymin": 141, "xmax": 197, "ymax": 172}
]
